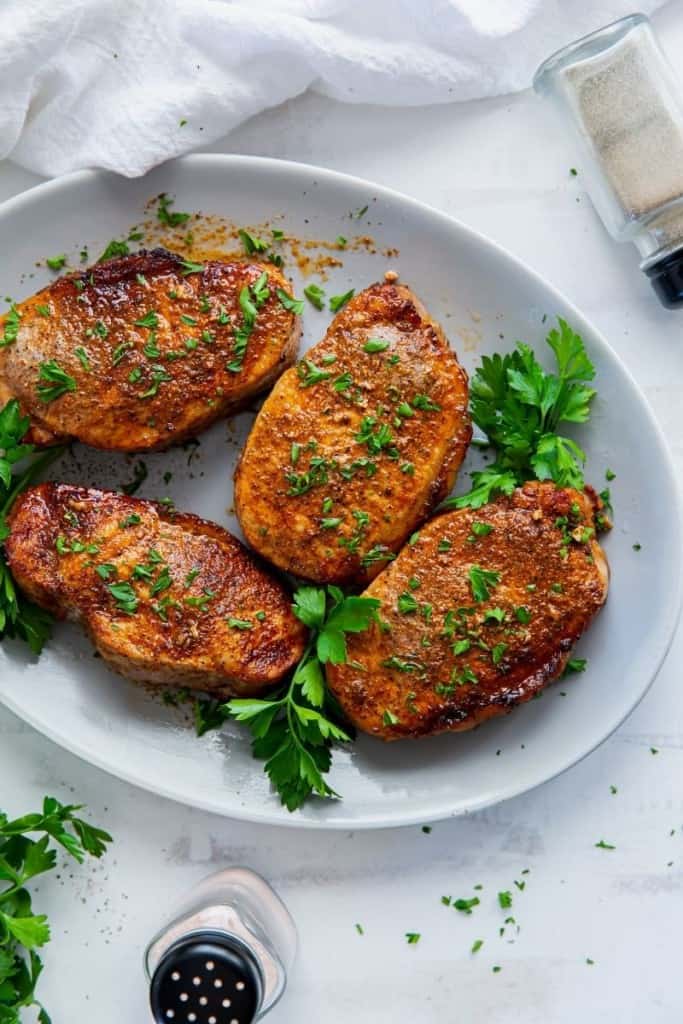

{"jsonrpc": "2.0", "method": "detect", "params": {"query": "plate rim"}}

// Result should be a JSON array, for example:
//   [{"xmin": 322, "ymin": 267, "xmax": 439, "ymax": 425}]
[{"xmin": 0, "ymin": 152, "xmax": 680, "ymax": 829}]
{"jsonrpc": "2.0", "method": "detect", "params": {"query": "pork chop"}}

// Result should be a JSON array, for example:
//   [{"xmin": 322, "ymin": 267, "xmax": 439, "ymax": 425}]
[
  {"xmin": 234, "ymin": 282, "xmax": 471, "ymax": 585},
  {"xmin": 5, "ymin": 483, "xmax": 306, "ymax": 695},
  {"xmin": 326, "ymin": 482, "xmax": 609, "ymax": 739},
  {"xmin": 0, "ymin": 248, "xmax": 300, "ymax": 450}
]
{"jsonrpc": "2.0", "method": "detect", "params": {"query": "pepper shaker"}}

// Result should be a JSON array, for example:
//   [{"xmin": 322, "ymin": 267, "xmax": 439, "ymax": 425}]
[
  {"xmin": 534, "ymin": 14, "xmax": 683, "ymax": 308},
  {"xmin": 144, "ymin": 868, "xmax": 297, "ymax": 1023}
]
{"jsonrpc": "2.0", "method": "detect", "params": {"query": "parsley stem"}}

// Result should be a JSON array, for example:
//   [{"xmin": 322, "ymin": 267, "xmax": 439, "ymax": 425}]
[{"xmin": 0, "ymin": 446, "xmax": 66, "ymax": 518}]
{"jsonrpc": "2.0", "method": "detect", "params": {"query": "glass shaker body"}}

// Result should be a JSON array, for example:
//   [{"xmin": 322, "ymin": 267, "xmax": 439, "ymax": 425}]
[
  {"xmin": 534, "ymin": 14, "xmax": 683, "ymax": 306},
  {"xmin": 145, "ymin": 867, "xmax": 297, "ymax": 1022}
]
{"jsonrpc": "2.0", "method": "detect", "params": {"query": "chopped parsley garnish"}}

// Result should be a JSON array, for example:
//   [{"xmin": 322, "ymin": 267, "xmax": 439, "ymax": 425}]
[
  {"xmin": 383, "ymin": 709, "xmax": 399, "ymax": 726},
  {"xmin": 285, "ymin": 457, "xmax": 329, "ymax": 496},
  {"xmin": 438, "ymin": 538, "xmax": 452, "ymax": 552},
  {"xmin": 595, "ymin": 839, "xmax": 615, "ymax": 850},
  {"xmin": 227, "ymin": 272, "xmax": 270, "ymax": 373},
  {"xmin": 483, "ymin": 607, "xmax": 506, "ymax": 624},
  {"xmin": 412, "ymin": 393, "xmax": 441, "ymax": 412},
  {"xmin": 36, "ymin": 361, "xmax": 77, "ymax": 404},
  {"xmin": 112, "ymin": 341, "xmax": 133, "ymax": 366},
  {"xmin": 381, "ymin": 655, "xmax": 423, "ymax": 673},
  {"xmin": 46, "ymin": 254, "xmax": 67, "ymax": 270},
  {"xmin": 276, "ymin": 288, "xmax": 304, "ymax": 316},
  {"xmin": 74, "ymin": 346, "xmax": 91, "ymax": 371},
  {"xmin": 397, "ymin": 592, "xmax": 418, "ymax": 614},
  {"xmin": 453, "ymin": 897, "xmax": 480, "ymax": 914},
  {"xmin": 442, "ymin": 318, "xmax": 596, "ymax": 509},
  {"xmin": 298, "ymin": 359, "xmax": 332, "ymax": 388},
  {"xmin": 515, "ymin": 606, "xmax": 531, "ymax": 624},
  {"xmin": 329, "ymin": 289, "xmax": 354, "ymax": 313},
  {"xmin": 107, "ymin": 581, "xmax": 138, "ymax": 614},
  {"xmin": 471, "ymin": 522, "xmax": 493, "ymax": 537},
  {"xmin": 498, "ymin": 891, "xmax": 513, "ymax": 909},
  {"xmin": 238, "ymin": 229, "xmax": 269, "ymax": 255},
  {"xmin": 36, "ymin": 304, "xmax": 51, "ymax": 318},
  {"xmin": 471, "ymin": 939, "xmax": 484, "ymax": 954},
  {"xmin": 140, "ymin": 365, "xmax": 172, "ymax": 399},
  {"xmin": 405, "ymin": 933, "xmax": 420, "ymax": 945},
  {"xmin": 563, "ymin": 658, "xmax": 587, "ymax": 676},
  {"xmin": 336, "ymin": 235, "xmax": 347, "ymax": 247},
  {"xmin": 304, "ymin": 284, "xmax": 326, "ymax": 310},
  {"xmin": 179, "ymin": 259, "xmax": 203, "ymax": 276},
  {"xmin": 157, "ymin": 193, "xmax": 190, "ymax": 227},
  {"xmin": 149, "ymin": 567, "xmax": 172, "ymax": 596},
  {"xmin": 184, "ymin": 590, "xmax": 215, "ymax": 612},
  {"xmin": 363, "ymin": 338, "xmax": 389, "ymax": 353},
  {"xmin": 468, "ymin": 565, "xmax": 501, "ymax": 602},
  {"xmin": 227, "ymin": 617, "xmax": 253, "ymax": 630},
  {"xmin": 360, "ymin": 545, "xmax": 395, "ymax": 568},
  {"xmin": 333, "ymin": 371, "xmax": 353, "ymax": 392},
  {"xmin": 119, "ymin": 513, "xmax": 141, "ymax": 528},
  {"xmin": 320, "ymin": 517, "xmax": 343, "ymax": 530},
  {"xmin": 95, "ymin": 563, "xmax": 117, "ymax": 580},
  {"xmin": 99, "ymin": 238, "xmax": 130, "ymax": 262},
  {"xmin": 134, "ymin": 310, "xmax": 159, "ymax": 329},
  {"xmin": 491, "ymin": 643, "xmax": 507, "ymax": 665}
]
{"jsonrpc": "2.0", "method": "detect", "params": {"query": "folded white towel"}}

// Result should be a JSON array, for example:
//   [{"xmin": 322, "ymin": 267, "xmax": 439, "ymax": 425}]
[{"xmin": 0, "ymin": 0, "xmax": 667, "ymax": 178}]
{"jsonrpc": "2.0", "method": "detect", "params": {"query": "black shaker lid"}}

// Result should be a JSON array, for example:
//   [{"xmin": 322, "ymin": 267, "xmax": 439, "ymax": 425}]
[
  {"xmin": 644, "ymin": 248, "xmax": 683, "ymax": 308},
  {"xmin": 150, "ymin": 932, "xmax": 263, "ymax": 1024}
]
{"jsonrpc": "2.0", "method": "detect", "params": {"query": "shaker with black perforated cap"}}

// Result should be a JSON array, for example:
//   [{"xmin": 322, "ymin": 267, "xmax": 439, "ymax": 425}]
[{"xmin": 145, "ymin": 868, "xmax": 297, "ymax": 1022}]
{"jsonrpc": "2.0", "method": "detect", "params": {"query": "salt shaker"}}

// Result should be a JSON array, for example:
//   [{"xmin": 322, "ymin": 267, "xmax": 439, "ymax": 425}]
[
  {"xmin": 144, "ymin": 868, "xmax": 297, "ymax": 1023},
  {"xmin": 534, "ymin": 14, "xmax": 683, "ymax": 308}
]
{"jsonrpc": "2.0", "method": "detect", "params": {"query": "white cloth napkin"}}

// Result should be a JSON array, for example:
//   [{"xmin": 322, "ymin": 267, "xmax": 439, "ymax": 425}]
[{"xmin": 0, "ymin": 0, "xmax": 668, "ymax": 179}]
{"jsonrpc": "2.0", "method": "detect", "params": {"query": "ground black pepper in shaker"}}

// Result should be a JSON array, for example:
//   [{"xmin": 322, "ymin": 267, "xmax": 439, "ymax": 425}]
[{"xmin": 144, "ymin": 868, "xmax": 297, "ymax": 1023}]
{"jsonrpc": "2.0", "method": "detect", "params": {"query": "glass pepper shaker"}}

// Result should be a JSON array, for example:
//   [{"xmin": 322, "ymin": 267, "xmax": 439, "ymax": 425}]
[
  {"xmin": 144, "ymin": 868, "xmax": 297, "ymax": 1023},
  {"xmin": 534, "ymin": 14, "xmax": 683, "ymax": 308}
]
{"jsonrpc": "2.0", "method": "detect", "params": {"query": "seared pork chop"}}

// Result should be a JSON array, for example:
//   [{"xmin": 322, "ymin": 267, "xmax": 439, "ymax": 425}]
[
  {"xmin": 0, "ymin": 248, "xmax": 300, "ymax": 450},
  {"xmin": 326, "ymin": 482, "xmax": 608, "ymax": 739},
  {"xmin": 235, "ymin": 282, "xmax": 471, "ymax": 585},
  {"xmin": 5, "ymin": 484, "xmax": 306, "ymax": 695}
]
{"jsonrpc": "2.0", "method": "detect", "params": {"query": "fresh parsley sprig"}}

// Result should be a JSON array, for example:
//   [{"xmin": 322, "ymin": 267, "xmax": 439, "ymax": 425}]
[
  {"xmin": 222, "ymin": 586, "xmax": 379, "ymax": 811},
  {"xmin": 443, "ymin": 319, "xmax": 596, "ymax": 510},
  {"xmin": 0, "ymin": 400, "xmax": 65, "ymax": 654},
  {"xmin": 0, "ymin": 796, "xmax": 112, "ymax": 1023}
]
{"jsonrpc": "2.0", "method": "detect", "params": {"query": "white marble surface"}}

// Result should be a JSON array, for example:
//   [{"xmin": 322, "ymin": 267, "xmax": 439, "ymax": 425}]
[{"xmin": 2, "ymin": 4, "xmax": 683, "ymax": 1021}]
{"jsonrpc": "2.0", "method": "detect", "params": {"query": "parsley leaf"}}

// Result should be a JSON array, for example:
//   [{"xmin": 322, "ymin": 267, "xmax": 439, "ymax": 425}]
[
  {"xmin": 225, "ymin": 585, "xmax": 379, "ymax": 810},
  {"xmin": 36, "ymin": 362, "xmax": 77, "ymax": 404},
  {"xmin": 276, "ymin": 288, "xmax": 304, "ymax": 316},
  {"xmin": 0, "ymin": 796, "xmax": 111, "ymax": 1022},
  {"xmin": 157, "ymin": 193, "xmax": 190, "ymax": 228},
  {"xmin": 329, "ymin": 289, "xmax": 355, "ymax": 313},
  {"xmin": 468, "ymin": 565, "xmax": 501, "ymax": 602},
  {"xmin": 442, "ymin": 319, "xmax": 596, "ymax": 510},
  {"xmin": 98, "ymin": 239, "xmax": 130, "ymax": 262},
  {"xmin": 304, "ymin": 284, "xmax": 326, "ymax": 310},
  {"xmin": 0, "ymin": 405, "xmax": 64, "ymax": 651}
]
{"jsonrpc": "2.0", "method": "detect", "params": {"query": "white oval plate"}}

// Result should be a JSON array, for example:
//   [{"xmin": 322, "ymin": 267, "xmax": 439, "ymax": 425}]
[{"xmin": 0, "ymin": 155, "xmax": 679, "ymax": 829}]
